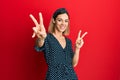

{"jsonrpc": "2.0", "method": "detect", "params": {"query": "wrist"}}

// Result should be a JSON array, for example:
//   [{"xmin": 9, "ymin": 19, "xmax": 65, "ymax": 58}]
[
  {"xmin": 75, "ymin": 45, "xmax": 81, "ymax": 49},
  {"xmin": 38, "ymin": 37, "xmax": 45, "ymax": 41},
  {"xmin": 75, "ymin": 46, "xmax": 81, "ymax": 51},
  {"xmin": 75, "ymin": 47, "xmax": 80, "ymax": 51},
  {"xmin": 37, "ymin": 38, "xmax": 45, "ymax": 46}
]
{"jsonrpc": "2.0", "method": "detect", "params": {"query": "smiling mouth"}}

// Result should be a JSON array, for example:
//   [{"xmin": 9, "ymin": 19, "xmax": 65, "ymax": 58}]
[{"xmin": 60, "ymin": 26, "xmax": 65, "ymax": 29}]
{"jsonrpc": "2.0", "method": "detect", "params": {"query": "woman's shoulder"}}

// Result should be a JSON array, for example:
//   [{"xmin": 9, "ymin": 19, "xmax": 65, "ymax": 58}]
[
  {"xmin": 46, "ymin": 33, "xmax": 52, "ymax": 38},
  {"xmin": 65, "ymin": 36, "xmax": 72, "ymax": 43},
  {"xmin": 46, "ymin": 33, "xmax": 54, "ymax": 40}
]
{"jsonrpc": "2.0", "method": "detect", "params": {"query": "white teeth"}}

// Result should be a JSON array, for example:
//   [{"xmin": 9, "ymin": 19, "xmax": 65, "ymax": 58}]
[{"xmin": 61, "ymin": 26, "xmax": 65, "ymax": 29}]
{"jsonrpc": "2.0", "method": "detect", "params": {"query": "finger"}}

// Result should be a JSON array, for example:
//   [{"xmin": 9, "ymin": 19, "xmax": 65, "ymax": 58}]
[
  {"xmin": 39, "ymin": 13, "xmax": 43, "ymax": 26},
  {"xmin": 32, "ymin": 27, "xmax": 37, "ymax": 38},
  {"xmin": 38, "ymin": 31, "xmax": 46, "ymax": 35},
  {"xmin": 81, "ymin": 32, "xmax": 88, "ymax": 39},
  {"xmin": 32, "ymin": 33, "xmax": 35, "ymax": 38},
  {"xmin": 29, "ymin": 14, "xmax": 39, "ymax": 27},
  {"xmin": 32, "ymin": 27, "xmax": 37, "ymax": 33},
  {"xmin": 77, "ymin": 30, "xmax": 82, "ymax": 39}
]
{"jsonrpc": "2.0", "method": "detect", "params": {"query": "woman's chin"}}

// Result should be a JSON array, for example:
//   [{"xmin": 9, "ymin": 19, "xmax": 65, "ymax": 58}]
[{"xmin": 60, "ymin": 29, "xmax": 66, "ymax": 33}]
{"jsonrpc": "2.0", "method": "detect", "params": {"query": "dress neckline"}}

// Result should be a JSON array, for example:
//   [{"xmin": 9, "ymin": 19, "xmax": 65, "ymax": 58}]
[{"xmin": 50, "ymin": 33, "xmax": 67, "ymax": 50}]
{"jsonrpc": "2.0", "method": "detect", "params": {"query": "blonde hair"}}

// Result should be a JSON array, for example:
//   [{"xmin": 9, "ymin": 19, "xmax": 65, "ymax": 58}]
[{"xmin": 48, "ymin": 18, "xmax": 70, "ymax": 35}]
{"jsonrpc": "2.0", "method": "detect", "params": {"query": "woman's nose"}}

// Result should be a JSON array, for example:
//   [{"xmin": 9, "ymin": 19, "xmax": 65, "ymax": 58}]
[{"xmin": 62, "ymin": 21, "xmax": 65, "ymax": 24}]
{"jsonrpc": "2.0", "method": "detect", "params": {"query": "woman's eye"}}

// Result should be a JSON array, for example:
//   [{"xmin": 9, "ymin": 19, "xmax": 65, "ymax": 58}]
[
  {"xmin": 57, "ymin": 19, "xmax": 69, "ymax": 23},
  {"xmin": 58, "ymin": 19, "xmax": 62, "ymax": 22},
  {"xmin": 65, "ymin": 20, "xmax": 69, "ymax": 22}
]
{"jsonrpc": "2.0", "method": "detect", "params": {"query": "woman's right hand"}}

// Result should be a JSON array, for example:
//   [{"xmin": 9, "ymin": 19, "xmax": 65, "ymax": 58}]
[{"xmin": 29, "ymin": 13, "xmax": 47, "ymax": 40}]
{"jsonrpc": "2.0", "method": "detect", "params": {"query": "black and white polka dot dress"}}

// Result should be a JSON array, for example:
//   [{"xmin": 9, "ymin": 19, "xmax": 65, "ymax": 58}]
[{"xmin": 35, "ymin": 33, "xmax": 78, "ymax": 80}]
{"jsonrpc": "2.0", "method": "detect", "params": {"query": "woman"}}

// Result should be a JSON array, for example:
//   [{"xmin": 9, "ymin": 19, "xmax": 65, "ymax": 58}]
[{"xmin": 30, "ymin": 8, "xmax": 87, "ymax": 80}]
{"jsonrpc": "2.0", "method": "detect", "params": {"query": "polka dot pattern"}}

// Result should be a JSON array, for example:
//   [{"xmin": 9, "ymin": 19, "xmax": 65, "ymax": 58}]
[{"xmin": 35, "ymin": 33, "xmax": 78, "ymax": 80}]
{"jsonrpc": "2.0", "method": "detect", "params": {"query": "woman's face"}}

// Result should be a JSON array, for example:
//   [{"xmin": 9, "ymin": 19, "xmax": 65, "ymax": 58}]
[{"xmin": 54, "ymin": 13, "xmax": 69, "ymax": 33}]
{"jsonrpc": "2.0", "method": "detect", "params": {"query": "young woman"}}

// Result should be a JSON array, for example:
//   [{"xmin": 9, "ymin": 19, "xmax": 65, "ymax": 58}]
[{"xmin": 30, "ymin": 8, "xmax": 87, "ymax": 80}]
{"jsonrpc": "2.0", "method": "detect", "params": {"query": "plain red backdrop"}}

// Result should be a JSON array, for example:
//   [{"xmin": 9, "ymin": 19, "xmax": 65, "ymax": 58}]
[{"xmin": 0, "ymin": 0, "xmax": 120, "ymax": 80}]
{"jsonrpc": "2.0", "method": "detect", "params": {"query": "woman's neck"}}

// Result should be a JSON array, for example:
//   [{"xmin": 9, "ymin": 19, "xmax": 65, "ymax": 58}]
[{"xmin": 53, "ymin": 30, "xmax": 63, "ymax": 38}]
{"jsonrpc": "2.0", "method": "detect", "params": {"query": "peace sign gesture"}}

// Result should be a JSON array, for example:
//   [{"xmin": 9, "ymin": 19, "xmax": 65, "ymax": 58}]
[
  {"xmin": 29, "ymin": 13, "xmax": 47, "ymax": 39},
  {"xmin": 76, "ymin": 30, "xmax": 88, "ymax": 49}
]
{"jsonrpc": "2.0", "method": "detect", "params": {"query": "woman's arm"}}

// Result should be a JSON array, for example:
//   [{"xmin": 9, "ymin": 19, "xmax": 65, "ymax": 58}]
[
  {"xmin": 29, "ymin": 12, "xmax": 47, "ymax": 47},
  {"xmin": 72, "ymin": 48, "xmax": 80, "ymax": 67},
  {"xmin": 72, "ymin": 30, "xmax": 88, "ymax": 67}
]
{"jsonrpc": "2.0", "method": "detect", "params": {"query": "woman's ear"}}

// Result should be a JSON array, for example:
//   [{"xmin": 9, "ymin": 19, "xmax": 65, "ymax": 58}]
[{"xmin": 52, "ymin": 19, "xmax": 55, "ymax": 24}]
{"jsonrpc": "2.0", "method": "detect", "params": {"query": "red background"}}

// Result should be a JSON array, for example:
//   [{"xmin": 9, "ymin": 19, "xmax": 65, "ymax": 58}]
[{"xmin": 0, "ymin": 0, "xmax": 120, "ymax": 80}]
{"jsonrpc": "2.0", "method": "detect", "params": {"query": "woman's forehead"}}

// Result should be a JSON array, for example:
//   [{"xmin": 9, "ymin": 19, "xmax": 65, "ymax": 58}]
[{"xmin": 56, "ymin": 13, "xmax": 69, "ymax": 19}]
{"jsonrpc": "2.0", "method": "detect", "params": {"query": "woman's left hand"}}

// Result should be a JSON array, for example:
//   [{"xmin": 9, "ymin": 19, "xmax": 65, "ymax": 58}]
[{"xmin": 75, "ymin": 30, "xmax": 88, "ymax": 49}]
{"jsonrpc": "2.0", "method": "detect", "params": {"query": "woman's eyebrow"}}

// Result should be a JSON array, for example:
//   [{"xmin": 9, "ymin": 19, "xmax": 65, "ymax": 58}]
[
  {"xmin": 56, "ymin": 18, "xmax": 62, "ymax": 19},
  {"xmin": 56, "ymin": 18, "xmax": 69, "ymax": 20}
]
